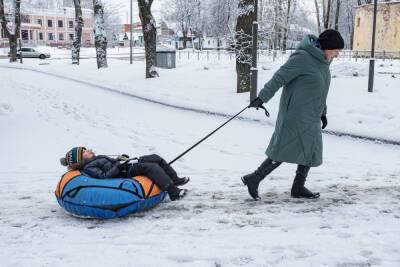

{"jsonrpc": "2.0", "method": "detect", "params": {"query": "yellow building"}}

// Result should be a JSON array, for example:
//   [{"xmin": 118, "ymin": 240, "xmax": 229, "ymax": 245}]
[{"xmin": 353, "ymin": 1, "xmax": 400, "ymax": 58}]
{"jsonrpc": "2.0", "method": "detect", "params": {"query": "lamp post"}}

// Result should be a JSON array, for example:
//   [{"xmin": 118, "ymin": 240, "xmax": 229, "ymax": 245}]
[
  {"xmin": 130, "ymin": 0, "xmax": 133, "ymax": 64},
  {"xmin": 367, "ymin": 0, "xmax": 378, "ymax": 93},
  {"xmin": 250, "ymin": 0, "xmax": 258, "ymax": 101}
]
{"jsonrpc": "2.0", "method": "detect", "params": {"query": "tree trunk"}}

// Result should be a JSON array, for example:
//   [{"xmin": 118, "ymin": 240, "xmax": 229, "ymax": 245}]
[
  {"xmin": 334, "ymin": 0, "xmax": 340, "ymax": 31},
  {"xmin": 93, "ymin": 0, "xmax": 108, "ymax": 69},
  {"xmin": 323, "ymin": 0, "xmax": 332, "ymax": 30},
  {"xmin": 0, "ymin": 0, "xmax": 21, "ymax": 62},
  {"xmin": 277, "ymin": 0, "xmax": 283, "ymax": 50},
  {"xmin": 9, "ymin": 34, "xmax": 17, "ymax": 61},
  {"xmin": 282, "ymin": 0, "xmax": 291, "ymax": 53},
  {"xmin": 72, "ymin": 0, "xmax": 83, "ymax": 65},
  {"xmin": 138, "ymin": 0, "xmax": 158, "ymax": 78},
  {"xmin": 235, "ymin": 0, "xmax": 253, "ymax": 93},
  {"xmin": 314, "ymin": 0, "xmax": 321, "ymax": 34},
  {"xmin": 182, "ymin": 27, "xmax": 187, "ymax": 49},
  {"xmin": 273, "ymin": 4, "xmax": 279, "ymax": 50}
]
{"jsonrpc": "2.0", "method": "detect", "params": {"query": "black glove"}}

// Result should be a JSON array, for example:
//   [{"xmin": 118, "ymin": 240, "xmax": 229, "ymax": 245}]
[
  {"xmin": 117, "ymin": 154, "xmax": 130, "ymax": 161},
  {"xmin": 321, "ymin": 115, "xmax": 328, "ymax": 129},
  {"xmin": 249, "ymin": 97, "xmax": 264, "ymax": 108}
]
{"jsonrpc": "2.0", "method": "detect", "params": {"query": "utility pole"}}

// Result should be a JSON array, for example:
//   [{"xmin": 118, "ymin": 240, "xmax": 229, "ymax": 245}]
[
  {"xmin": 130, "ymin": 0, "xmax": 133, "ymax": 64},
  {"xmin": 250, "ymin": 0, "xmax": 258, "ymax": 101},
  {"xmin": 367, "ymin": 0, "xmax": 378, "ymax": 93}
]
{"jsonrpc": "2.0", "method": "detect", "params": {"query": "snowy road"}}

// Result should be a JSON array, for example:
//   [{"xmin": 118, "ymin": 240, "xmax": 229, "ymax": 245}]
[{"xmin": 1, "ymin": 68, "xmax": 400, "ymax": 266}]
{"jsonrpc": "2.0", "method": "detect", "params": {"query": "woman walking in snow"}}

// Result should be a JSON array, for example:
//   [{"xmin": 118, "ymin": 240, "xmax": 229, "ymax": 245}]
[
  {"xmin": 60, "ymin": 147, "xmax": 189, "ymax": 201},
  {"xmin": 242, "ymin": 29, "xmax": 344, "ymax": 200}
]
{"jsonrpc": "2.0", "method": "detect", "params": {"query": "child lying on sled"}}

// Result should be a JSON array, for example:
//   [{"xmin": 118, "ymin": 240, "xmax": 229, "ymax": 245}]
[{"xmin": 60, "ymin": 147, "xmax": 189, "ymax": 201}]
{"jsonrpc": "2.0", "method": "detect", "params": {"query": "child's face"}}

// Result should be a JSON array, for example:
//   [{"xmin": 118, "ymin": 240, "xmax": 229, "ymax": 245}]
[{"xmin": 82, "ymin": 149, "xmax": 95, "ymax": 160}]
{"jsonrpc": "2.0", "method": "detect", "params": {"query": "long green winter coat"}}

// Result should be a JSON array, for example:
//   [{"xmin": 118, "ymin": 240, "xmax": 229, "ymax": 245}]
[{"xmin": 259, "ymin": 35, "xmax": 331, "ymax": 167}]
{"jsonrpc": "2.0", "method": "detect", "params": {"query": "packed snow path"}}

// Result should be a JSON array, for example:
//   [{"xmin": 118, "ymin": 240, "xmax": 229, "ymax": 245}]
[{"xmin": 0, "ymin": 68, "xmax": 399, "ymax": 266}]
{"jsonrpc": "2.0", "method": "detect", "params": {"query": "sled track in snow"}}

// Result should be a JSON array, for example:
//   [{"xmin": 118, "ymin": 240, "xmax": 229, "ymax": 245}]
[{"xmin": 2, "ymin": 65, "xmax": 400, "ymax": 147}]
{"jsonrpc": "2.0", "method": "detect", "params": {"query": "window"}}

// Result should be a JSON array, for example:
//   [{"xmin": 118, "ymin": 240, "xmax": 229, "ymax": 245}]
[
  {"xmin": 21, "ymin": 14, "xmax": 30, "ymax": 23},
  {"xmin": 47, "ymin": 20, "xmax": 53, "ymax": 27},
  {"xmin": 48, "ymin": 33, "xmax": 54, "ymax": 40},
  {"xmin": 39, "ymin": 32, "xmax": 43, "ymax": 40},
  {"xmin": 59, "ymin": 33, "xmax": 64, "ymax": 41},
  {"xmin": 69, "ymin": 34, "xmax": 74, "ymax": 41},
  {"xmin": 21, "ymin": 30, "xmax": 29, "ymax": 40},
  {"xmin": 69, "ymin": 21, "xmax": 74, "ymax": 28},
  {"xmin": 37, "ymin": 19, "xmax": 42, "ymax": 26},
  {"xmin": 357, "ymin": 17, "xmax": 360, "ymax": 27},
  {"xmin": 58, "ymin": 20, "xmax": 63, "ymax": 28}
]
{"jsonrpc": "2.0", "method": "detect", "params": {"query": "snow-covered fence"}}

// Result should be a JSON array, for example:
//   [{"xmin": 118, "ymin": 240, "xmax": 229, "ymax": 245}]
[
  {"xmin": 176, "ymin": 49, "xmax": 292, "ymax": 63},
  {"xmin": 176, "ymin": 49, "xmax": 400, "ymax": 63},
  {"xmin": 349, "ymin": 50, "xmax": 400, "ymax": 61}
]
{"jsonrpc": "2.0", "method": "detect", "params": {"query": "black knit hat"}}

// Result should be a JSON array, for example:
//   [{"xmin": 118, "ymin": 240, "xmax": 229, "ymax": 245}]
[{"xmin": 318, "ymin": 29, "xmax": 344, "ymax": 50}]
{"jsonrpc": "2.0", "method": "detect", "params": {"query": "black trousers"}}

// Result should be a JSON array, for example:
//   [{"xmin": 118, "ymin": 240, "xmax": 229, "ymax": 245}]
[
  {"xmin": 255, "ymin": 158, "xmax": 311, "ymax": 179},
  {"xmin": 127, "ymin": 154, "xmax": 179, "ymax": 191}
]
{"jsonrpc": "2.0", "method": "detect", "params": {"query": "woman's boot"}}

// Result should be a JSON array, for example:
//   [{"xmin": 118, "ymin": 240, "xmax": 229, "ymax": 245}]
[
  {"xmin": 242, "ymin": 159, "xmax": 282, "ymax": 200},
  {"xmin": 291, "ymin": 165, "xmax": 320, "ymax": 199}
]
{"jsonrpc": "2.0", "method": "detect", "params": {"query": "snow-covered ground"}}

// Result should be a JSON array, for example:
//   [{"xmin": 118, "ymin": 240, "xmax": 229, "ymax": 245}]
[
  {"xmin": 0, "ymin": 56, "xmax": 399, "ymax": 266},
  {"xmin": 0, "ymin": 52, "xmax": 399, "ymax": 142}
]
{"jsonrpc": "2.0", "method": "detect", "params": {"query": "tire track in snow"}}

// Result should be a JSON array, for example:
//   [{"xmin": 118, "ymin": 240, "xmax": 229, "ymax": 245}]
[{"xmin": 1, "ymin": 65, "xmax": 400, "ymax": 147}]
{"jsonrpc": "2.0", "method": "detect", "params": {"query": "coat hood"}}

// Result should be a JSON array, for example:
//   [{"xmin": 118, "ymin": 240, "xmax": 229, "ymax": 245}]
[{"xmin": 297, "ymin": 34, "xmax": 330, "ymax": 65}]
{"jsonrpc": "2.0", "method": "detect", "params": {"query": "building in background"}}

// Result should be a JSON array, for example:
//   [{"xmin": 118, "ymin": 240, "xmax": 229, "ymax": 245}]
[
  {"xmin": 353, "ymin": 1, "xmax": 400, "ymax": 57},
  {"xmin": 0, "ymin": 6, "xmax": 94, "ymax": 48}
]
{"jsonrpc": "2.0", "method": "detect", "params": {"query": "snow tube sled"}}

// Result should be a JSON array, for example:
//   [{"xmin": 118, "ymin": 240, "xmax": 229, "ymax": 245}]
[{"xmin": 55, "ymin": 170, "xmax": 167, "ymax": 219}]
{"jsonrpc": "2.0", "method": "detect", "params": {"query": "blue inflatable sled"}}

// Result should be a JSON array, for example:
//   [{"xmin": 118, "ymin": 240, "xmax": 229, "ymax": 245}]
[{"xmin": 55, "ymin": 170, "xmax": 167, "ymax": 219}]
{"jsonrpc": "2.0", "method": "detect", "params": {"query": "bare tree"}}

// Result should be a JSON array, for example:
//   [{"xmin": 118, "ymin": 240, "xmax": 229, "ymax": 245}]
[
  {"xmin": 207, "ymin": 0, "xmax": 237, "ymax": 49},
  {"xmin": 103, "ymin": 1, "xmax": 123, "ymax": 47},
  {"xmin": 235, "ymin": 0, "xmax": 253, "ymax": 93},
  {"xmin": 138, "ymin": 0, "xmax": 158, "ymax": 78},
  {"xmin": 322, "ymin": 0, "xmax": 332, "ymax": 30},
  {"xmin": 273, "ymin": 1, "xmax": 282, "ymax": 49},
  {"xmin": 93, "ymin": 0, "xmax": 108, "ymax": 68},
  {"xmin": 314, "ymin": 0, "xmax": 321, "ymax": 34},
  {"xmin": 0, "ymin": 0, "xmax": 21, "ymax": 62},
  {"xmin": 162, "ymin": 0, "xmax": 200, "ymax": 49},
  {"xmin": 72, "ymin": 0, "xmax": 83, "ymax": 64},
  {"xmin": 282, "ymin": 0, "xmax": 296, "ymax": 52},
  {"xmin": 334, "ymin": 0, "xmax": 341, "ymax": 30}
]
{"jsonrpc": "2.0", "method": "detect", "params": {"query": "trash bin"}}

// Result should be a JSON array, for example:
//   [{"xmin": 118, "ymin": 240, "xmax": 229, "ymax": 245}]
[{"xmin": 156, "ymin": 45, "xmax": 176, "ymax": 69}]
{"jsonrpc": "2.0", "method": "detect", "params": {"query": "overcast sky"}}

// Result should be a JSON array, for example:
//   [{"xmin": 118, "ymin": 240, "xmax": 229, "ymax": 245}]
[
  {"xmin": 104, "ymin": 0, "xmax": 315, "ymax": 26},
  {"xmin": 103, "ymin": 0, "xmax": 163, "ymax": 24}
]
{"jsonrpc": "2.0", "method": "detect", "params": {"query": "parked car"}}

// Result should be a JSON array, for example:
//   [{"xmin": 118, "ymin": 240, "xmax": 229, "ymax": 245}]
[{"xmin": 8, "ymin": 47, "xmax": 51, "ymax": 59}]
